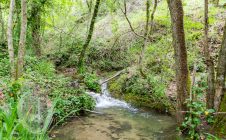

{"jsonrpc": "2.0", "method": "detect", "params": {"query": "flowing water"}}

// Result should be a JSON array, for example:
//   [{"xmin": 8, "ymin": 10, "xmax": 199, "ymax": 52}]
[{"xmin": 51, "ymin": 83, "xmax": 179, "ymax": 140}]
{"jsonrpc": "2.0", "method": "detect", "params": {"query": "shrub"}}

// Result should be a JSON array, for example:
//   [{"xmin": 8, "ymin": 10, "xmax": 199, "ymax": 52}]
[
  {"xmin": 181, "ymin": 78, "xmax": 218, "ymax": 139},
  {"xmin": 1, "ymin": 56, "xmax": 96, "ymax": 132},
  {"xmin": 54, "ymin": 94, "xmax": 95, "ymax": 124},
  {"xmin": 83, "ymin": 72, "xmax": 101, "ymax": 92}
]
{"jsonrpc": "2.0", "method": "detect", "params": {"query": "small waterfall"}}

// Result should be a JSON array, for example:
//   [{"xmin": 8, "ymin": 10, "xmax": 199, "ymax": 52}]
[{"xmin": 88, "ymin": 82, "xmax": 136, "ymax": 111}]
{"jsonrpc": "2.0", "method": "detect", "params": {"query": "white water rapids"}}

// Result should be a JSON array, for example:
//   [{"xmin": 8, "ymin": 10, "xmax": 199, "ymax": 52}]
[{"xmin": 87, "ymin": 82, "xmax": 136, "ymax": 111}]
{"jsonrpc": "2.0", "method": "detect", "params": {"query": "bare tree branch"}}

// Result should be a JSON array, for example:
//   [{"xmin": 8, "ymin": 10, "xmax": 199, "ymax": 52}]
[{"xmin": 120, "ymin": 0, "xmax": 145, "ymax": 39}]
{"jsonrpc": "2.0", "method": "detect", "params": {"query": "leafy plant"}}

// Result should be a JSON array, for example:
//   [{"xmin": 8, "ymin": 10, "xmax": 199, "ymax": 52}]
[
  {"xmin": 54, "ymin": 94, "xmax": 95, "ymax": 125},
  {"xmin": 83, "ymin": 73, "xmax": 101, "ymax": 92},
  {"xmin": 182, "ymin": 78, "xmax": 217, "ymax": 139},
  {"xmin": 0, "ymin": 102, "xmax": 49, "ymax": 140}
]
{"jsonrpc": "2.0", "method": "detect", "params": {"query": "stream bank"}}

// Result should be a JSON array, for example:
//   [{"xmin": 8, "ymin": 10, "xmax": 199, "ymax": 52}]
[{"xmin": 50, "ymin": 82, "xmax": 180, "ymax": 140}]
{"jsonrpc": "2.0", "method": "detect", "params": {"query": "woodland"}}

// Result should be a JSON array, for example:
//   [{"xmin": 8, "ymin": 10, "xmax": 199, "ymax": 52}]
[{"xmin": 0, "ymin": 0, "xmax": 226, "ymax": 139}]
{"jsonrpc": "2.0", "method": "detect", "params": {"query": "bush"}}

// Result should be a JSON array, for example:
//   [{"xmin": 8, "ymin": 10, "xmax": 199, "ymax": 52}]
[
  {"xmin": 181, "ymin": 78, "xmax": 217, "ymax": 139},
  {"xmin": 47, "ymin": 39, "xmax": 83, "ymax": 68},
  {"xmin": 24, "ymin": 56, "xmax": 55, "ymax": 77},
  {"xmin": 23, "ymin": 70, "xmax": 95, "ymax": 125},
  {"xmin": 1, "ymin": 56, "xmax": 96, "ymax": 131},
  {"xmin": 54, "ymin": 94, "xmax": 95, "ymax": 124},
  {"xmin": 83, "ymin": 72, "xmax": 101, "ymax": 92}
]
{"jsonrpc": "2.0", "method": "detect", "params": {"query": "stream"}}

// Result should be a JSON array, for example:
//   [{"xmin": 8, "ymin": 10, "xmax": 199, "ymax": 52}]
[{"xmin": 51, "ymin": 83, "xmax": 179, "ymax": 140}]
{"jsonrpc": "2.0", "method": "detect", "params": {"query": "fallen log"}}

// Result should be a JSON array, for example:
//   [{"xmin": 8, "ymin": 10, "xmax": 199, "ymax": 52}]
[{"xmin": 100, "ymin": 69, "xmax": 127, "ymax": 85}]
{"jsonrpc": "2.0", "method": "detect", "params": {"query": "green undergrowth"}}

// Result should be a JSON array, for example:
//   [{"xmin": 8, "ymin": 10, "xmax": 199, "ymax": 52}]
[
  {"xmin": 23, "ymin": 56, "xmax": 95, "ymax": 123},
  {"xmin": 82, "ymin": 72, "xmax": 101, "ymax": 92},
  {"xmin": 0, "ymin": 102, "xmax": 49, "ymax": 140},
  {"xmin": 0, "ymin": 55, "xmax": 95, "ymax": 139},
  {"xmin": 109, "ymin": 71, "xmax": 174, "ymax": 113}
]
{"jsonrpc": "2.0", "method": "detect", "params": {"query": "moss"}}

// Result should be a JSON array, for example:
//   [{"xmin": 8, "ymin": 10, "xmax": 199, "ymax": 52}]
[
  {"xmin": 214, "ymin": 95, "xmax": 226, "ymax": 136},
  {"xmin": 108, "ymin": 74, "xmax": 127, "ymax": 99},
  {"xmin": 123, "ymin": 93, "xmax": 171, "ymax": 113},
  {"xmin": 108, "ymin": 74, "xmax": 175, "ymax": 114}
]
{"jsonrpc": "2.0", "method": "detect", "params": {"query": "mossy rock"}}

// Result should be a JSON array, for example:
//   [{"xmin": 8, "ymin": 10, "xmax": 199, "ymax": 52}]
[{"xmin": 108, "ymin": 74, "xmax": 175, "ymax": 114}]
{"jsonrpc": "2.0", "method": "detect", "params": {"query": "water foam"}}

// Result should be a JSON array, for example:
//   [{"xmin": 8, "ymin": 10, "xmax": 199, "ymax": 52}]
[{"xmin": 87, "ymin": 83, "xmax": 136, "ymax": 111}]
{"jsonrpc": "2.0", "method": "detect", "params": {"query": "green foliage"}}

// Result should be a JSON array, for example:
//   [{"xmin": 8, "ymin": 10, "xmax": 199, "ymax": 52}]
[
  {"xmin": 184, "ymin": 17, "xmax": 203, "ymax": 30},
  {"xmin": 109, "ymin": 72, "xmax": 172, "ymax": 112},
  {"xmin": 0, "ymin": 56, "xmax": 95, "ymax": 138},
  {"xmin": 1, "ymin": 0, "xmax": 225, "ymax": 138},
  {"xmin": 0, "ymin": 103, "xmax": 49, "ymax": 140},
  {"xmin": 105, "ymin": 0, "xmax": 117, "ymax": 13},
  {"xmin": 87, "ymin": 42, "xmax": 130, "ymax": 71},
  {"xmin": 34, "ymin": 60, "xmax": 55, "ymax": 77},
  {"xmin": 182, "ymin": 99, "xmax": 216, "ymax": 139},
  {"xmin": 22, "ymin": 56, "xmax": 96, "ymax": 125},
  {"xmin": 182, "ymin": 100, "xmax": 205, "ymax": 139},
  {"xmin": 187, "ymin": 31, "xmax": 203, "ymax": 41},
  {"xmin": 0, "ymin": 57, "xmax": 10, "ymax": 77},
  {"xmin": 182, "ymin": 79, "xmax": 218, "ymax": 139},
  {"xmin": 48, "ymin": 39, "xmax": 83, "ymax": 68},
  {"xmin": 111, "ymin": 18, "xmax": 119, "ymax": 34},
  {"xmin": 83, "ymin": 72, "xmax": 101, "ymax": 92},
  {"xmin": 54, "ymin": 94, "xmax": 95, "ymax": 124}
]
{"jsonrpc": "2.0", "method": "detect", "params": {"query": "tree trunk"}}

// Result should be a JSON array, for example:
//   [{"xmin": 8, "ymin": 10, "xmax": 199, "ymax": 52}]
[
  {"xmin": 138, "ymin": 0, "xmax": 158, "ymax": 77},
  {"xmin": 138, "ymin": 0, "xmax": 150, "ymax": 77},
  {"xmin": 15, "ymin": 0, "xmax": 21, "ymax": 47},
  {"xmin": 214, "ymin": 20, "xmax": 226, "ymax": 111},
  {"xmin": 7, "ymin": 0, "xmax": 15, "ymax": 79},
  {"xmin": 0, "ymin": 3, "xmax": 5, "ymax": 44},
  {"xmin": 31, "ymin": 2, "xmax": 41, "ymax": 56},
  {"xmin": 78, "ymin": 0, "xmax": 101, "ymax": 72},
  {"xmin": 204, "ymin": 0, "xmax": 215, "ymax": 109},
  {"xmin": 167, "ymin": 0, "xmax": 189, "ymax": 125},
  {"xmin": 16, "ymin": 0, "xmax": 27, "ymax": 80}
]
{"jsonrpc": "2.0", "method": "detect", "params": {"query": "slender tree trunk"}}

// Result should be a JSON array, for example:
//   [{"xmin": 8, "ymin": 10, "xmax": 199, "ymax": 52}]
[
  {"xmin": 0, "ymin": 3, "xmax": 5, "ymax": 44},
  {"xmin": 15, "ymin": 0, "xmax": 21, "ymax": 47},
  {"xmin": 150, "ymin": 0, "xmax": 158, "ymax": 33},
  {"xmin": 138, "ymin": 0, "xmax": 150, "ymax": 77},
  {"xmin": 31, "ymin": 2, "xmax": 41, "ymax": 56},
  {"xmin": 16, "ymin": 0, "xmax": 27, "ymax": 80},
  {"xmin": 204, "ymin": 0, "xmax": 215, "ymax": 109},
  {"xmin": 7, "ymin": 0, "xmax": 15, "ymax": 79},
  {"xmin": 78, "ymin": 0, "xmax": 101, "ymax": 72},
  {"xmin": 138, "ymin": 0, "xmax": 158, "ymax": 77},
  {"xmin": 167, "ymin": 0, "xmax": 189, "ymax": 125},
  {"xmin": 214, "ymin": 20, "xmax": 226, "ymax": 111}
]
